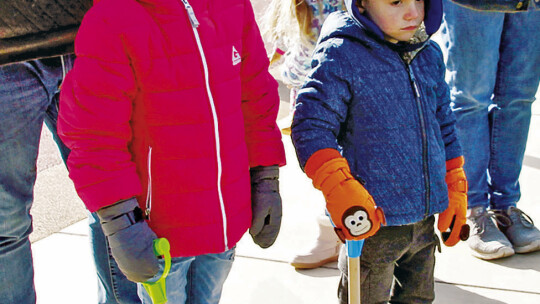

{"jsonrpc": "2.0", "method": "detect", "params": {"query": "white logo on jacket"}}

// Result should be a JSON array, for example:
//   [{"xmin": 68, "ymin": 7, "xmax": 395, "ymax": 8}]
[{"xmin": 232, "ymin": 46, "xmax": 241, "ymax": 65}]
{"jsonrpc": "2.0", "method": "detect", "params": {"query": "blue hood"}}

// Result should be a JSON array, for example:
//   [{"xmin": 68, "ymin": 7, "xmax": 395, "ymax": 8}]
[{"xmin": 344, "ymin": 0, "xmax": 442, "ymax": 39}]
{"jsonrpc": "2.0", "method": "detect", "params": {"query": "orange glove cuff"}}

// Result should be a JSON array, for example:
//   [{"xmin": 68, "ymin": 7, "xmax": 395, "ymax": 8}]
[
  {"xmin": 305, "ymin": 148, "xmax": 343, "ymax": 179},
  {"xmin": 446, "ymin": 156, "xmax": 464, "ymax": 171},
  {"xmin": 439, "ymin": 156, "xmax": 469, "ymax": 246}
]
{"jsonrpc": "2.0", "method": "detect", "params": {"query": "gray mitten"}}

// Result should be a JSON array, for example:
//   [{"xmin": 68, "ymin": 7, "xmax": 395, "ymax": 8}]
[
  {"xmin": 96, "ymin": 198, "xmax": 159, "ymax": 283},
  {"xmin": 249, "ymin": 165, "xmax": 282, "ymax": 248}
]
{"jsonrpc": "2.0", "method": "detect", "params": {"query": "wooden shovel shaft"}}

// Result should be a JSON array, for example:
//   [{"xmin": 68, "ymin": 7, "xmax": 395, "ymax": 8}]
[{"xmin": 348, "ymin": 256, "xmax": 361, "ymax": 304}]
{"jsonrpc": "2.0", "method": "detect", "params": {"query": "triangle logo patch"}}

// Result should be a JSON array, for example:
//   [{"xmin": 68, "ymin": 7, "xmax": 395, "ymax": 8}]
[{"xmin": 232, "ymin": 46, "xmax": 241, "ymax": 65}]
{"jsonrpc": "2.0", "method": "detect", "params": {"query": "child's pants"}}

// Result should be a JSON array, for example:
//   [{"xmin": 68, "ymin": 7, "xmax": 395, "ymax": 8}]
[
  {"xmin": 138, "ymin": 247, "xmax": 235, "ymax": 304},
  {"xmin": 337, "ymin": 216, "xmax": 439, "ymax": 304}
]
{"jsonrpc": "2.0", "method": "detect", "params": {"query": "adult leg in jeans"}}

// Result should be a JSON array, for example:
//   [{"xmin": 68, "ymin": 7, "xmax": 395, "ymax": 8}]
[
  {"xmin": 488, "ymin": 9, "xmax": 540, "ymax": 210},
  {"xmin": 441, "ymin": 1, "xmax": 513, "ymax": 260},
  {"xmin": 442, "ymin": 1, "xmax": 540, "ymax": 212},
  {"xmin": 441, "ymin": 1, "xmax": 540, "ymax": 258},
  {"xmin": 89, "ymin": 212, "xmax": 141, "ymax": 304},
  {"xmin": 441, "ymin": 3, "xmax": 503, "ymax": 211},
  {"xmin": 0, "ymin": 58, "xmax": 65, "ymax": 303},
  {"xmin": 488, "ymin": 8, "xmax": 540, "ymax": 254}
]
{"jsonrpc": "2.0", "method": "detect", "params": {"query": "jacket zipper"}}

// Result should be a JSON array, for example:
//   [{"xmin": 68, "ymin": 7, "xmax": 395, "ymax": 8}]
[
  {"xmin": 145, "ymin": 146, "xmax": 153, "ymax": 220},
  {"xmin": 180, "ymin": 0, "xmax": 229, "ymax": 250},
  {"xmin": 406, "ymin": 65, "xmax": 430, "ymax": 216}
]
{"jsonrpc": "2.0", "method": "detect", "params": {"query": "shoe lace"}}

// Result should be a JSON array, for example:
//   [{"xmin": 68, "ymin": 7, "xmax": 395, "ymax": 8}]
[
  {"xmin": 473, "ymin": 210, "xmax": 512, "ymax": 234},
  {"xmin": 507, "ymin": 206, "xmax": 535, "ymax": 228}
]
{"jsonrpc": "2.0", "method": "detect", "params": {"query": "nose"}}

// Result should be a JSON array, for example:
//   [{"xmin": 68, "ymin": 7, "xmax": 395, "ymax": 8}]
[{"xmin": 404, "ymin": 3, "xmax": 419, "ymax": 20}]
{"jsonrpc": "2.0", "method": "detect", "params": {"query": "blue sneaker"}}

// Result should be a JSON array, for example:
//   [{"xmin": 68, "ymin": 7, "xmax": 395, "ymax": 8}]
[
  {"xmin": 466, "ymin": 206, "xmax": 515, "ymax": 260},
  {"xmin": 495, "ymin": 206, "xmax": 540, "ymax": 254}
]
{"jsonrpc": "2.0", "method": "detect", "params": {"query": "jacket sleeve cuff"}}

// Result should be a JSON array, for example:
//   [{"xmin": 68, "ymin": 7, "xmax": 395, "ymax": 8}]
[
  {"xmin": 304, "ymin": 148, "xmax": 343, "ymax": 179},
  {"xmin": 77, "ymin": 172, "xmax": 143, "ymax": 213},
  {"xmin": 247, "ymin": 139, "xmax": 286, "ymax": 168}
]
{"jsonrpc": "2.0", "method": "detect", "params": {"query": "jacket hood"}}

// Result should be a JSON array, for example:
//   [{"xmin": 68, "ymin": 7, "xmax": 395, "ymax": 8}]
[{"xmin": 344, "ymin": 0, "xmax": 442, "ymax": 39}]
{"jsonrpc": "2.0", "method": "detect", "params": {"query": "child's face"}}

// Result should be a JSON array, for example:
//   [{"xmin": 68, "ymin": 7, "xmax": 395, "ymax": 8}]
[{"xmin": 358, "ymin": 0, "xmax": 425, "ymax": 43}]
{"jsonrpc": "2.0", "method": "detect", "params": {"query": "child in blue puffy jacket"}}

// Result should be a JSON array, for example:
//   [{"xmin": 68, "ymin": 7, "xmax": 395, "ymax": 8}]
[{"xmin": 291, "ymin": 0, "xmax": 469, "ymax": 302}]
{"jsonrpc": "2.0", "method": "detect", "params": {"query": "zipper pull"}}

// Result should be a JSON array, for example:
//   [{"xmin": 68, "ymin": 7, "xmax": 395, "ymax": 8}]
[
  {"xmin": 407, "ymin": 66, "xmax": 421, "ymax": 98},
  {"xmin": 412, "ymin": 81, "xmax": 420, "ymax": 98},
  {"xmin": 181, "ymin": 0, "xmax": 199, "ymax": 28},
  {"xmin": 146, "ymin": 146, "xmax": 153, "ymax": 220},
  {"xmin": 145, "ymin": 208, "xmax": 151, "ymax": 220}
]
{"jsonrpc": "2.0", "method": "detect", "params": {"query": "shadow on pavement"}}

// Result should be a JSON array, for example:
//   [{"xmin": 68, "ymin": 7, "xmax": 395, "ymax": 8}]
[
  {"xmin": 435, "ymin": 281, "xmax": 508, "ymax": 304},
  {"xmin": 294, "ymin": 263, "xmax": 340, "ymax": 278},
  {"xmin": 486, "ymin": 250, "xmax": 540, "ymax": 272},
  {"xmin": 523, "ymin": 155, "xmax": 540, "ymax": 170}
]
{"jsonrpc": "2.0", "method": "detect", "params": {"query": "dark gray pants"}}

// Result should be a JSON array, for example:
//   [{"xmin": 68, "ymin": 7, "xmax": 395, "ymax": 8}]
[{"xmin": 338, "ymin": 216, "xmax": 439, "ymax": 304}]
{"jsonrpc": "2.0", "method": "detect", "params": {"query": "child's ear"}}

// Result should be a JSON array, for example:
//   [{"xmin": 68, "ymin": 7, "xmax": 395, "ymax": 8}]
[{"xmin": 355, "ymin": 0, "xmax": 366, "ymax": 13}]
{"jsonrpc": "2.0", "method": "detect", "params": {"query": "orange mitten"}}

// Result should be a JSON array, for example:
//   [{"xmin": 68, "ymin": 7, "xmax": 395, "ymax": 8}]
[
  {"xmin": 438, "ymin": 156, "xmax": 470, "ymax": 246},
  {"xmin": 305, "ymin": 149, "xmax": 386, "ymax": 241}
]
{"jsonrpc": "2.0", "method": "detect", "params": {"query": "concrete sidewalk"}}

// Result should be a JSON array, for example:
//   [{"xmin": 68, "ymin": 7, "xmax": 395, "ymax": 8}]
[{"xmin": 32, "ymin": 98, "xmax": 540, "ymax": 303}]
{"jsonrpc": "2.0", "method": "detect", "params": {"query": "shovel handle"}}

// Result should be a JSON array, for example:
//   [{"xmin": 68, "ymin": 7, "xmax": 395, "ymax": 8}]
[
  {"xmin": 142, "ymin": 238, "xmax": 171, "ymax": 304},
  {"xmin": 347, "ymin": 240, "xmax": 364, "ymax": 304}
]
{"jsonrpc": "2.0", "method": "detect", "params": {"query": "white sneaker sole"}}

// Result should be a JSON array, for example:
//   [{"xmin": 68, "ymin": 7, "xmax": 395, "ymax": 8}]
[
  {"xmin": 471, "ymin": 246, "xmax": 515, "ymax": 260},
  {"xmin": 514, "ymin": 239, "xmax": 540, "ymax": 254},
  {"xmin": 290, "ymin": 255, "xmax": 339, "ymax": 269}
]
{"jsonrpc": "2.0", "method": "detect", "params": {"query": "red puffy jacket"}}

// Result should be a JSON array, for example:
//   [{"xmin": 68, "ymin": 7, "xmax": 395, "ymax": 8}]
[{"xmin": 58, "ymin": 0, "xmax": 286, "ymax": 257}]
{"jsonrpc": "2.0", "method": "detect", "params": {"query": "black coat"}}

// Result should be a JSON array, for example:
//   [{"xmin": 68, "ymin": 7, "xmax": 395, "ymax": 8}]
[{"xmin": 0, "ymin": 0, "xmax": 92, "ymax": 65}]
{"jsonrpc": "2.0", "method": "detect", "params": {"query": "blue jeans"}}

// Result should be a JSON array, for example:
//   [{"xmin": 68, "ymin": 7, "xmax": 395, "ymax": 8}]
[
  {"xmin": 89, "ymin": 213, "xmax": 141, "ymax": 304},
  {"xmin": 0, "ymin": 57, "xmax": 137, "ymax": 303},
  {"xmin": 137, "ymin": 248, "xmax": 235, "ymax": 304},
  {"xmin": 441, "ymin": 1, "xmax": 540, "ymax": 210}
]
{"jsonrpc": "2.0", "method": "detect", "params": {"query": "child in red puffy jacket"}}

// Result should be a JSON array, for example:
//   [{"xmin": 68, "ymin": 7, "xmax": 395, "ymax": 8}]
[{"xmin": 58, "ymin": 0, "xmax": 285, "ymax": 302}]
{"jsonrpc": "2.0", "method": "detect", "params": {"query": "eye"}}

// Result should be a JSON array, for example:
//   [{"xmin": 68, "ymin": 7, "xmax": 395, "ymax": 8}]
[
  {"xmin": 345, "ymin": 215, "xmax": 357, "ymax": 228},
  {"xmin": 391, "ymin": 0, "xmax": 401, "ymax": 5},
  {"xmin": 353, "ymin": 210, "xmax": 368, "ymax": 222}
]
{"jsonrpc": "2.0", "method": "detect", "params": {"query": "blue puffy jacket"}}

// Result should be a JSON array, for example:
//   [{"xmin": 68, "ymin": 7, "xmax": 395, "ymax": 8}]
[{"xmin": 291, "ymin": 0, "xmax": 462, "ymax": 226}]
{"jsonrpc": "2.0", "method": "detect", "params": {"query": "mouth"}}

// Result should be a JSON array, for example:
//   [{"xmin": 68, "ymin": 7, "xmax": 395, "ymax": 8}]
[
  {"xmin": 402, "ymin": 25, "xmax": 418, "ymax": 31},
  {"xmin": 352, "ymin": 226, "xmax": 370, "ymax": 236}
]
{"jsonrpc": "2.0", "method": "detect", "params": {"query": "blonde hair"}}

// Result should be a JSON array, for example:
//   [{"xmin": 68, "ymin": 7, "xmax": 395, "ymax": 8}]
[{"xmin": 262, "ymin": 0, "xmax": 316, "ymax": 51}]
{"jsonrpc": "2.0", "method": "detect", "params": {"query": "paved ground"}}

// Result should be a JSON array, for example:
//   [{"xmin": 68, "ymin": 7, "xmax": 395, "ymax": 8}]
[{"xmin": 30, "ymin": 130, "xmax": 87, "ymax": 243}]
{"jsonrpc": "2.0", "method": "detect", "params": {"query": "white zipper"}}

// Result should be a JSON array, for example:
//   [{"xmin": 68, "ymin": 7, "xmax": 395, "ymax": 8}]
[
  {"xmin": 60, "ymin": 55, "xmax": 67, "ymax": 80},
  {"xmin": 180, "ymin": 0, "xmax": 229, "ymax": 250},
  {"xmin": 181, "ymin": 0, "xmax": 199, "ymax": 27},
  {"xmin": 145, "ymin": 146, "xmax": 153, "ymax": 220}
]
